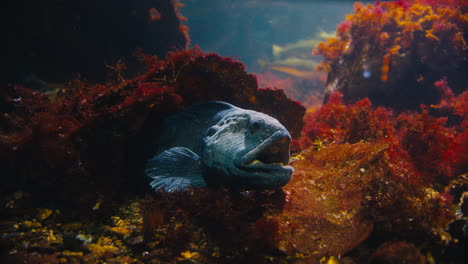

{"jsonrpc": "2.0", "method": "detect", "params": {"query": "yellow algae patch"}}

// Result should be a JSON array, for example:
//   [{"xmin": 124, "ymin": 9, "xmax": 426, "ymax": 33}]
[
  {"xmin": 107, "ymin": 226, "xmax": 132, "ymax": 237},
  {"xmin": 61, "ymin": 250, "xmax": 84, "ymax": 257},
  {"xmin": 177, "ymin": 250, "xmax": 202, "ymax": 261},
  {"xmin": 37, "ymin": 208, "xmax": 54, "ymax": 221},
  {"xmin": 87, "ymin": 243, "xmax": 119, "ymax": 256}
]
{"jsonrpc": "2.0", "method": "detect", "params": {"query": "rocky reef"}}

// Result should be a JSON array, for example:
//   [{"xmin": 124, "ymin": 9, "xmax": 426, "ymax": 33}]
[{"xmin": 1, "ymin": 0, "xmax": 467, "ymax": 263}]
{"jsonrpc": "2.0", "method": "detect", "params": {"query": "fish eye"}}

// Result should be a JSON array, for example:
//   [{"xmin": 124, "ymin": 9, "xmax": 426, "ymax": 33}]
[
  {"xmin": 251, "ymin": 120, "xmax": 263, "ymax": 132},
  {"xmin": 205, "ymin": 127, "xmax": 217, "ymax": 137}
]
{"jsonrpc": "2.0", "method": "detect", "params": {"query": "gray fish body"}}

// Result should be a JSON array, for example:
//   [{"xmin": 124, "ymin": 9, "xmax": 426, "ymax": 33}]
[{"xmin": 145, "ymin": 101, "xmax": 294, "ymax": 192}]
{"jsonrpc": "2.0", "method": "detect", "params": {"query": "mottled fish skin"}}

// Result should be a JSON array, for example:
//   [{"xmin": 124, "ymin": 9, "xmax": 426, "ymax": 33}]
[{"xmin": 145, "ymin": 101, "xmax": 294, "ymax": 192}]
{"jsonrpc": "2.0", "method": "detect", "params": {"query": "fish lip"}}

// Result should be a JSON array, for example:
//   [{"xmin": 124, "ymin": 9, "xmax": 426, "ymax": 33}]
[{"xmin": 236, "ymin": 130, "xmax": 292, "ymax": 172}]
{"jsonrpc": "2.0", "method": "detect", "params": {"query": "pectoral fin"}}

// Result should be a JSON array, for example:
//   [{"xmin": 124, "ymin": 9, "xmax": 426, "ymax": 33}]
[{"xmin": 145, "ymin": 147, "xmax": 206, "ymax": 192}]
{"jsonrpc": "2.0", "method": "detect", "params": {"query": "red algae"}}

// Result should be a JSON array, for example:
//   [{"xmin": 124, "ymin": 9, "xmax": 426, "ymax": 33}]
[
  {"xmin": 302, "ymin": 87, "xmax": 466, "ymax": 185},
  {"xmin": 0, "ymin": 47, "xmax": 305, "ymax": 206},
  {"xmin": 302, "ymin": 92, "xmax": 396, "ymax": 145}
]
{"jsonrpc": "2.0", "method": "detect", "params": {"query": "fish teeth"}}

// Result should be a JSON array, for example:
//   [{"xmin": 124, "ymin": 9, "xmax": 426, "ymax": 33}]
[{"xmin": 247, "ymin": 160, "xmax": 261, "ymax": 165}]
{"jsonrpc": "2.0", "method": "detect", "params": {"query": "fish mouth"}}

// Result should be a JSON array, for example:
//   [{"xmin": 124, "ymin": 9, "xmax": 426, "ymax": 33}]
[{"xmin": 237, "ymin": 130, "xmax": 292, "ymax": 173}]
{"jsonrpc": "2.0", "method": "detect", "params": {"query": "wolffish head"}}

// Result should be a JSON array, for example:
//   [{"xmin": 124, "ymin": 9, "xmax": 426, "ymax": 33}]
[{"xmin": 201, "ymin": 108, "xmax": 294, "ymax": 188}]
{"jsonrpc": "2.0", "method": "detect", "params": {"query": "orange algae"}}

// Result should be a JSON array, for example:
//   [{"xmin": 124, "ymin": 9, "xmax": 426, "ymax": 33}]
[
  {"xmin": 148, "ymin": 7, "xmax": 161, "ymax": 21},
  {"xmin": 171, "ymin": 0, "xmax": 190, "ymax": 48},
  {"xmin": 274, "ymin": 142, "xmax": 385, "ymax": 259},
  {"xmin": 316, "ymin": 0, "xmax": 467, "ymax": 67},
  {"xmin": 315, "ymin": 0, "xmax": 468, "ymax": 109}
]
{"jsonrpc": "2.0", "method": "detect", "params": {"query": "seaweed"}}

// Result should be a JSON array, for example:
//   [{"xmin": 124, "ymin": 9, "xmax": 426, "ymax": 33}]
[{"xmin": 315, "ymin": 0, "xmax": 468, "ymax": 109}]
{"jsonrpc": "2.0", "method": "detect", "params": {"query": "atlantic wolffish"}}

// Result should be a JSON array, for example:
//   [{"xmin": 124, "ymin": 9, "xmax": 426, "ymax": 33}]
[{"xmin": 145, "ymin": 101, "xmax": 294, "ymax": 192}]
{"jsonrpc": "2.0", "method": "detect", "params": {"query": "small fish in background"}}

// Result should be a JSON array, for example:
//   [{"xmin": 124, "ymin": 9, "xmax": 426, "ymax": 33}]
[
  {"xmin": 258, "ymin": 57, "xmax": 319, "ymax": 78},
  {"xmin": 271, "ymin": 39, "xmax": 320, "ymax": 59},
  {"xmin": 272, "ymin": 39, "xmax": 321, "ymax": 59},
  {"xmin": 271, "ymin": 29, "xmax": 335, "ymax": 59},
  {"xmin": 258, "ymin": 29, "xmax": 334, "ymax": 78},
  {"xmin": 148, "ymin": 8, "xmax": 161, "ymax": 22},
  {"xmin": 145, "ymin": 101, "xmax": 294, "ymax": 192},
  {"xmin": 258, "ymin": 57, "xmax": 319, "ymax": 70}
]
